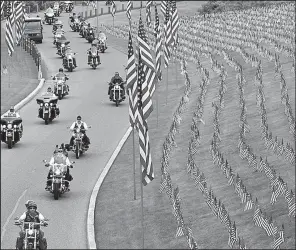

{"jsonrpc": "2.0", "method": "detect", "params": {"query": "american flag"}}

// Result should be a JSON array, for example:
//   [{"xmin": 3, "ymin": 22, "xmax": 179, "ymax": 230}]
[
  {"xmin": 15, "ymin": 2, "xmax": 25, "ymax": 45},
  {"xmin": 163, "ymin": 1, "xmax": 172, "ymax": 68},
  {"xmin": 126, "ymin": 31, "xmax": 138, "ymax": 128},
  {"xmin": 154, "ymin": 5, "xmax": 162, "ymax": 81},
  {"xmin": 111, "ymin": 1, "xmax": 116, "ymax": 17},
  {"xmin": 145, "ymin": 1, "xmax": 152, "ymax": 28},
  {"xmin": 1, "ymin": 1, "xmax": 5, "ymax": 17},
  {"xmin": 228, "ymin": 221, "xmax": 237, "ymax": 248},
  {"xmin": 137, "ymin": 51, "xmax": 154, "ymax": 186},
  {"xmin": 5, "ymin": 2, "xmax": 14, "ymax": 56},
  {"xmin": 170, "ymin": 0, "xmax": 179, "ymax": 49},
  {"xmin": 272, "ymin": 224, "xmax": 285, "ymax": 249},
  {"xmin": 137, "ymin": 16, "xmax": 156, "ymax": 120},
  {"xmin": 126, "ymin": 1, "xmax": 132, "ymax": 21},
  {"xmin": 160, "ymin": 0, "xmax": 166, "ymax": 19}
]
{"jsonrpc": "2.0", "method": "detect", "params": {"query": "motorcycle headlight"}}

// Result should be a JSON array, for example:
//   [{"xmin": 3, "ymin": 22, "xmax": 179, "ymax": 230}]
[
  {"xmin": 62, "ymin": 44, "xmax": 65, "ymax": 47},
  {"xmin": 7, "ymin": 124, "xmax": 12, "ymax": 129},
  {"xmin": 40, "ymin": 103, "xmax": 43, "ymax": 107},
  {"xmin": 50, "ymin": 103, "xmax": 53, "ymax": 106},
  {"xmin": 28, "ymin": 229, "xmax": 34, "ymax": 236},
  {"xmin": 55, "ymin": 169, "xmax": 61, "ymax": 175},
  {"xmin": 14, "ymin": 125, "xmax": 17, "ymax": 128},
  {"xmin": 2, "ymin": 125, "xmax": 6, "ymax": 128},
  {"xmin": 45, "ymin": 103, "xmax": 49, "ymax": 107}
]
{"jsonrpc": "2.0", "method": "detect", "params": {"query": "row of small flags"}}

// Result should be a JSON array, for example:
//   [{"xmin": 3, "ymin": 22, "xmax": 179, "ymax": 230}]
[
  {"xmin": 125, "ymin": 1, "xmax": 179, "ymax": 186},
  {"xmin": 1, "ymin": 1, "xmax": 26, "ymax": 56},
  {"xmin": 87, "ymin": 0, "xmax": 116, "ymax": 17}
]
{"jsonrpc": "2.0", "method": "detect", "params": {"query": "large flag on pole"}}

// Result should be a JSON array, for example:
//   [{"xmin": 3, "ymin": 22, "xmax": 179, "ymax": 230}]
[
  {"xmin": 171, "ymin": 0, "xmax": 179, "ymax": 49},
  {"xmin": 160, "ymin": 1, "xmax": 166, "ymax": 19},
  {"xmin": 137, "ymin": 51, "xmax": 154, "ymax": 186},
  {"xmin": 111, "ymin": 1, "xmax": 116, "ymax": 17},
  {"xmin": 126, "ymin": 1, "xmax": 132, "ymax": 21},
  {"xmin": 15, "ymin": 1, "xmax": 25, "ymax": 44},
  {"xmin": 155, "ymin": 5, "xmax": 162, "ymax": 81},
  {"xmin": 5, "ymin": 1, "xmax": 14, "ymax": 56},
  {"xmin": 1, "ymin": 1, "xmax": 5, "ymax": 17},
  {"xmin": 126, "ymin": 31, "xmax": 138, "ymax": 127},
  {"xmin": 145, "ymin": 1, "xmax": 152, "ymax": 28},
  {"xmin": 163, "ymin": 1, "xmax": 172, "ymax": 68},
  {"xmin": 137, "ymin": 17, "xmax": 156, "ymax": 120}
]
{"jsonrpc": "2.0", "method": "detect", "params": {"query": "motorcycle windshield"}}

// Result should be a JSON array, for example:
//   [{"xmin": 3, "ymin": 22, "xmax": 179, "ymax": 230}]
[
  {"xmin": 53, "ymin": 153, "xmax": 67, "ymax": 164},
  {"xmin": 91, "ymin": 47, "xmax": 97, "ymax": 53},
  {"xmin": 57, "ymin": 35, "xmax": 67, "ymax": 42},
  {"xmin": 98, "ymin": 33, "xmax": 106, "ymax": 41},
  {"xmin": 46, "ymin": 9, "xmax": 54, "ymax": 16},
  {"xmin": 1, "ymin": 117, "xmax": 22, "ymax": 126}
]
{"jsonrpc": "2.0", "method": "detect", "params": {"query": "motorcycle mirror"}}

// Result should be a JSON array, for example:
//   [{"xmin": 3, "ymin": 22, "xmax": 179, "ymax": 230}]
[
  {"xmin": 66, "ymin": 126, "xmax": 70, "ymax": 129},
  {"xmin": 71, "ymin": 161, "xmax": 75, "ymax": 164},
  {"xmin": 14, "ymin": 217, "xmax": 19, "ymax": 220},
  {"xmin": 88, "ymin": 125, "xmax": 92, "ymax": 128},
  {"xmin": 43, "ymin": 160, "xmax": 47, "ymax": 163}
]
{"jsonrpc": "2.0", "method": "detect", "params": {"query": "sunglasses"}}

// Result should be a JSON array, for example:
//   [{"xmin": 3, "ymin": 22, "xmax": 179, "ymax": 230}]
[{"xmin": 28, "ymin": 207, "xmax": 36, "ymax": 210}]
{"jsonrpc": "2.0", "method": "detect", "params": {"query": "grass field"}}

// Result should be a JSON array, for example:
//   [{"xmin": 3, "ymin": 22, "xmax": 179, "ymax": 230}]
[
  {"xmin": 94, "ymin": 1, "xmax": 295, "ymax": 249},
  {"xmin": 1, "ymin": 22, "xmax": 38, "ymax": 115}
]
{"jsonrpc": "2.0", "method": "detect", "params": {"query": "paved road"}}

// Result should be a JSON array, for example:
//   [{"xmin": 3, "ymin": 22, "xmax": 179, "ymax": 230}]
[{"xmin": 1, "ymin": 6, "xmax": 129, "ymax": 249}]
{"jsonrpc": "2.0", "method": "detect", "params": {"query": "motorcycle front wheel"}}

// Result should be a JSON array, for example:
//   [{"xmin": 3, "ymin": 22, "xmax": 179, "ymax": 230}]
[
  {"xmin": 75, "ymin": 144, "xmax": 80, "ymax": 159},
  {"xmin": 53, "ymin": 183, "xmax": 59, "ymax": 200},
  {"xmin": 7, "ymin": 137, "xmax": 13, "ymax": 149}
]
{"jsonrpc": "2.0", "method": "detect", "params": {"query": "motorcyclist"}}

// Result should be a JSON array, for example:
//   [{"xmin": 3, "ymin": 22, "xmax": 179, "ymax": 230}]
[
  {"xmin": 68, "ymin": 115, "xmax": 90, "ymax": 148},
  {"xmin": 108, "ymin": 72, "xmax": 126, "ymax": 100},
  {"xmin": 53, "ymin": 68, "xmax": 70, "ymax": 93},
  {"xmin": 37, "ymin": 87, "xmax": 60, "ymax": 118},
  {"xmin": 87, "ymin": 41, "xmax": 101, "ymax": 65},
  {"xmin": 69, "ymin": 12, "xmax": 76, "ymax": 23},
  {"xmin": 45, "ymin": 145, "xmax": 73, "ymax": 190},
  {"xmin": 15, "ymin": 200, "xmax": 48, "ymax": 250},
  {"xmin": 97, "ymin": 31, "xmax": 107, "ymax": 49},
  {"xmin": 63, "ymin": 45, "xmax": 77, "ymax": 68}
]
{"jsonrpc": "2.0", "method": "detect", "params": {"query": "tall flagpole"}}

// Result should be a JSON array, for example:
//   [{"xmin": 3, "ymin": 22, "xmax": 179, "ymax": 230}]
[
  {"xmin": 96, "ymin": 1, "xmax": 99, "ymax": 29},
  {"xmin": 166, "ymin": 67, "xmax": 168, "ymax": 105},
  {"xmin": 133, "ymin": 125, "xmax": 136, "ymax": 200}
]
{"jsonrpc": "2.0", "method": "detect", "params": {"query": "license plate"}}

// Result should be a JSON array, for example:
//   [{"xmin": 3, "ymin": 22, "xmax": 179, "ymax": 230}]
[
  {"xmin": 44, "ymin": 110, "xmax": 49, "ymax": 113},
  {"xmin": 7, "ymin": 132, "xmax": 12, "ymax": 136},
  {"xmin": 58, "ymin": 87, "xmax": 62, "ymax": 90}
]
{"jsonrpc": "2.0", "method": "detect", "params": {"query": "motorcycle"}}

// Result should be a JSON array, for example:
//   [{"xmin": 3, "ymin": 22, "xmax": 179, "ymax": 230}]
[
  {"xmin": 53, "ymin": 79, "xmax": 69, "ymax": 100},
  {"xmin": 109, "ymin": 81, "xmax": 126, "ymax": 107},
  {"xmin": 1, "ymin": 114, "xmax": 22, "ymax": 149},
  {"xmin": 43, "ymin": 160, "xmax": 75, "ymax": 200},
  {"xmin": 53, "ymin": 6, "xmax": 60, "ymax": 17},
  {"xmin": 79, "ymin": 24, "xmax": 88, "ymax": 37},
  {"xmin": 97, "ymin": 33, "xmax": 107, "ymax": 52},
  {"xmin": 36, "ymin": 95, "xmax": 59, "ymax": 125},
  {"xmin": 14, "ymin": 219, "xmax": 48, "ymax": 250},
  {"xmin": 66, "ymin": 126, "xmax": 91, "ymax": 159},
  {"xmin": 89, "ymin": 48, "xmax": 99, "ymax": 69},
  {"xmin": 63, "ymin": 52, "xmax": 77, "ymax": 72},
  {"xmin": 86, "ymin": 28, "xmax": 95, "ymax": 43},
  {"xmin": 64, "ymin": 1, "xmax": 74, "ymax": 13},
  {"xmin": 43, "ymin": 11, "xmax": 55, "ymax": 25},
  {"xmin": 53, "ymin": 31, "xmax": 64, "ymax": 45},
  {"xmin": 52, "ymin": 21, "xmax": 63, "ymax": 34},
  {"xmin": 56, "ymin": 42, "xmax": 67, "ymax": 57}
]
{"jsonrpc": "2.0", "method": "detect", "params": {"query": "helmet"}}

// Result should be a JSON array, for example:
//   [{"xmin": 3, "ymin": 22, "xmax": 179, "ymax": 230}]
[
  {"xmin": 77, "ymin": 115, "xmax": 82, "ymax": 120},
  {"xmin": 27, "ymin": 200, "xmax": 37, "ymax": 209},
  {"xmin": 88, "ymin": 23, "xmax": 90, "ymax": 27},
  {"xmin": 25, "ymin": 200, "xmax": 34, "ymax": 208},
  {"xmin": 9, "ymin": 106, "xmax": 15, "ymax": 112},
  {"xmin": 91, "ymin": 41, "xmax": 96, "ymax": 46},
  {"xmin": 115, "ymin": 72, "xmax": 119, "ymax": 77},
  {"xmin": 59, "ymin": 68, "xmax": 63, "ymax": 72},
  {"xmin": 73, "ymin": 12, "xmax": 76, "ymax": 15},
  {"xmin": 47, "ymin": 87, "xmax": 52, "ymax": 92}
]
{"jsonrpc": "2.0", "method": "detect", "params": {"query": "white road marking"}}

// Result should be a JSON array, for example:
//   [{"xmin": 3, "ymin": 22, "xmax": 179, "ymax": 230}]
[
  {"xmin": 87, "ymin": 126, "xmax": 133, "ymax": 249},
  {"xmin": 1, "ymin": 189, "xmax": 28, "ymax": 244}
]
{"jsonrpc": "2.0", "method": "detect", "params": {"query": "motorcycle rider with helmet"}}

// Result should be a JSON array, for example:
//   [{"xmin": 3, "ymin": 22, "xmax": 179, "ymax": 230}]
[
  {"xmin": 68, "ymin": 115, "xmax": 90, "ymax": 149},
  {"xmin": 53, "ymin": 68, "xmax": 70, "ymax": 93},
  {"xmin": 15, "ymin": 200, "xmax": 48, "ymax": 250},
  {"xmin": 45, "ymin": 145, "xmax": 74, "ymax": 190},
  {"xmin": 87, "ymin": 41, "xmax": 101, "ymax": 65},
  {"xmin": 63, "ymin": 45, "xmax": 77, "ymax": 68},
  {"xmin": 37, "ymin": 87, "xmax": 60, "ymax": 118},
  {"xmin": 108, "ymin": 72, "xmax": 126, "ymax": 100}
]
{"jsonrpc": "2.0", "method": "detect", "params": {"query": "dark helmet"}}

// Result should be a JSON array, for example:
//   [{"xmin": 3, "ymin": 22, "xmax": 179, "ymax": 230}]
[
  {"xmin": 9, "ymin": 106, "xmax": 15, "ymax": 112},
  {"xmin": 47, "ymin": 87, "xmax": 52, "ymax": 92},
  {"xmin": 27, "ymin": 200, "xmax": 37, "ymax": 209},
  {"xmin": 59, "ymin": 68, "xmax": 63, "ymax": 72},
  {"xmin": 87, "ymin": 23, "xmax": 90, "ymax": 27},
  {"xmin": 115, "ymin": 72, "xmax": 119, "ymax": 77},
  {"xmin": 77, "ymin": 115, "xmax": 82, "ymax": 120},
  {"xmin": 25, "ymin": 200, "xmax": 34, "ymax": 209}
]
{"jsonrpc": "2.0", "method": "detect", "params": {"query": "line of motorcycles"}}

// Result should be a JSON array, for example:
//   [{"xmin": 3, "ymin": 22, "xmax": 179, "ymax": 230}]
[{"xmin": 43, "ymin": 1, "xmax": 74, "ymax": 25}]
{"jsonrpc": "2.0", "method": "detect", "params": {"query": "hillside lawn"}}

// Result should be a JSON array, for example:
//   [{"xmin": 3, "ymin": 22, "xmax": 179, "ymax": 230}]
[{"xmin": 90, "ymin": 2, "xmax": 295, "ymax": 249}]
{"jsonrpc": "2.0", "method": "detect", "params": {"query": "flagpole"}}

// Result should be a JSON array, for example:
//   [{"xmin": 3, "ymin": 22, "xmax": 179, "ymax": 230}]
[
  {"xmin": 112, "ymin": 15, "xmax": 114, "ymax": 27},
  {"xmin": 156, "ymin": 78, "xmax": 159, "ymax": 127},
  {"xmin": 133, "ymin": 126, "xmax": 136, "ymax": 200},
  {"xmin": 166, "ymin": 67, "xmax": 168, "ymax": 105},
  {"xmin": 96, "ymin": 1, "xmax": 99, "ymax": 29},
  {"xmin": 139, "ymin": 156, "xmax": 144, "ymax": 249}
]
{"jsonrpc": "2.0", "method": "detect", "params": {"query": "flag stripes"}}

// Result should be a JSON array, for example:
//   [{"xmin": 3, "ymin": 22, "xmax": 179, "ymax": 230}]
[
  {"xmin": 126, "ymin": 1, "xmax": 132, "ymax": 21},
  {"xmin": 137, "ymin": 51, "xmax": 154, "ymax": 186},
  {"xmin": 5, "ymin": 14, "xmax": 14, "ymax": 56},
  {"xmin": 111, "ymin": 1, "xmax": 116, "ymax": 17},
  {"xmin": 146, "ymin": 1, "xmax": 152, "ymax": 27},
  {"xmin": 126, "ymin": 31, "xmax": 138, "ymax": 127},
  {"xmin": 171, "ymin": 0, "xmax": 179, "ymax": 48}
]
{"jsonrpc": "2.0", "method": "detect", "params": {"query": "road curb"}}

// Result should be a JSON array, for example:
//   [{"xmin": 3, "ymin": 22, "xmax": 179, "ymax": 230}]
[
  {"xmin": 87, "ymin": 126, "xmax": 133, "ymax": 249},
  {"xmin": 2, "ymin": 78, "xmax": 45, "ymax": 116}
]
